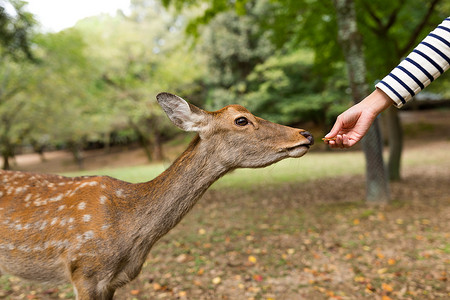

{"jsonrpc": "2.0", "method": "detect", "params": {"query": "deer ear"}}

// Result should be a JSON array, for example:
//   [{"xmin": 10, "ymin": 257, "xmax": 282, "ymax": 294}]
[{"xmin": 156, "ymin": 92, "xmax": 208, "ymax": 132}]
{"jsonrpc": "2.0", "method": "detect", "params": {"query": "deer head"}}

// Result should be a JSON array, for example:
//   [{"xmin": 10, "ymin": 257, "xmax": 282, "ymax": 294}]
[{"xmin": 157, "ymin": 92, "xmax": 314, "ymax": 169}]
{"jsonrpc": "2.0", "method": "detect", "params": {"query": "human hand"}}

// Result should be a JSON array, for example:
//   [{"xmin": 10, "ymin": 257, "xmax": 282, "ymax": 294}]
[{"xmin": 324, "ymin": 89, "xmax": 393, "ymax": 148}]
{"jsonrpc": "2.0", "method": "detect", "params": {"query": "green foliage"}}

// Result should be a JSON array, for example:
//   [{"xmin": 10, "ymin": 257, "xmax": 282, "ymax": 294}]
[
  {"xmin": 0, "ymin": 0, "xmax": 36, "ymax": 60},
  {"xmin": 200, "ymin": 1, "xmax": 274, "ymax": 89},
  {"xmin": 30, "ymin": 29, "xmax": 109, "ymax": 145},
  {"xmin": 74, "ymin": 2, "xmax": 207, "ymax": 160},
  {"xmin": 0, "ymin": 55, "xmax": 38, "ymax": 168}
]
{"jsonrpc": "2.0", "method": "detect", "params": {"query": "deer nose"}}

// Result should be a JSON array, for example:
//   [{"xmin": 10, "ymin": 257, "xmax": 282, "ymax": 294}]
[{"xmin": 300, "ymin": 131, "xmax": 314, "ymax": 145}]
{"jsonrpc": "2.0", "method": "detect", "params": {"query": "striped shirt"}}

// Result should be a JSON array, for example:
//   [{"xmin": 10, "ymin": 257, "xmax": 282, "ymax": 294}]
[{"xmin": 375, "ymin": 17, "xmax": 450, "ymax": 108}]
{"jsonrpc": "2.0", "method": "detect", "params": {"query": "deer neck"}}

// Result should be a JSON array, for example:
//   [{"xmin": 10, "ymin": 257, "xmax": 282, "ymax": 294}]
[{"xmin": 134, "ymin": 135, "xmax": 229, "ymax": 245}]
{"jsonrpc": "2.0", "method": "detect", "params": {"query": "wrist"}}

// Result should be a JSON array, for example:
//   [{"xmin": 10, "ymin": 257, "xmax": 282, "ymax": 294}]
[{"xmin": 362, "ymin": 88, "xmax": 393, "ymax": 115}]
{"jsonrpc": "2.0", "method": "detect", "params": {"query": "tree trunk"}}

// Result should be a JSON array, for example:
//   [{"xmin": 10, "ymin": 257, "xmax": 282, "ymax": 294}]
[
  {"xmin": 386, "ymin": 106, "xmax": 403, "ymax": 181},
  {"xmin": 2, "ymin": 152, "xmax": 11, "ymax": 170},
  {"xmin": 68, "ymin": 141, "xmax": 84, "ymax": 170},
  {"xmin": 152, "ymin": 132, "xmax": 164, "ymax": 161},
  {"xmin": 334, "ymin": 0, "xmax": 390, "ymax": 203},
  {"xmin": 129, "ymin": 120, "xmax": 153, "ymax": 162}
]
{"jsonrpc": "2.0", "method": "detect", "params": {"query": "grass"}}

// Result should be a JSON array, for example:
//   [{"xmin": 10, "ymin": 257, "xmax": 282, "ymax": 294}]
[{"xmin": 63, "ymin": 150, "xmax": 367, "ymax": 189}]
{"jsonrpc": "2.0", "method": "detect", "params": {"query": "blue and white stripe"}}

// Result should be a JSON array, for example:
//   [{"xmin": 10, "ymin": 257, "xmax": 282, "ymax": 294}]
[{"xmin": 376, "ymin": 17, "xmax": 450, "ymax": 107}]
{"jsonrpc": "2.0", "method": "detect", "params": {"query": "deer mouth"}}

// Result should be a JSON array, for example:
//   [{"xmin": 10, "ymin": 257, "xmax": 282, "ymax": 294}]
[{"xmin": 283, "ymin": 143, "xmax": 311, "ymax": 158}]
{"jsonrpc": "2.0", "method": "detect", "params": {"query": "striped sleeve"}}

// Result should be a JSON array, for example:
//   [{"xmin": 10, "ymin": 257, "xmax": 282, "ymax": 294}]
[{"xmin": 375, "ymin": 17, "xmax": 450, "ymax": 108}]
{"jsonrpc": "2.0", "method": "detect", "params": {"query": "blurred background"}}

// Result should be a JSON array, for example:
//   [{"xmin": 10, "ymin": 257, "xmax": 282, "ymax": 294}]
[{"xmin": 0, "ymin": 0, "xmax": 449, "ymax": 299}]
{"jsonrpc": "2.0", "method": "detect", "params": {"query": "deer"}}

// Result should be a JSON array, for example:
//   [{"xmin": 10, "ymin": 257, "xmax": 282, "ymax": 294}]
[{"xmin": 0, "ymin": 92, "xmax": 313, "ymax": 299}]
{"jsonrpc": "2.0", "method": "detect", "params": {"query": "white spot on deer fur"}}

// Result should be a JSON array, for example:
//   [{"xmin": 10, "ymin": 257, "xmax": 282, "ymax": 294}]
[
  {"xmin": 77, "ymin": 231, "xmax": 94, "ymax": 243},
  {"xmin": 60, "ymin": 218, "xmax": 68, "ymax": 226},
  {"xmin": 78, "ymin": 202, "xmax": 86, "ymax": 210},
  {"xmin": 39, "ymin": 220, "xmax": 48, "ymax": 230},
  {"xmin": 58, "ymin": 205, "xmax": 66, "ymax": 211},
  {"xmin": 0, "ymin": 191, "xmax": 4, "ymax": 197},
  {"xmin": 83, "ymin": 214, "xmax": 91, "ymax": 222},
  {"xmin": 34, "ymin": 198, "xmax": 47, "ymax": 206},
  {"xmin": 79, "ymin": 181, "xmax": 98, "ymax": 188},
  {"xmin": 0, "ymin": 243, "xmax": 15, "ymax": 250},
  {"xmin": 24, "ymin": 193, "xmax": 32, "ymax": 202},
  {"xmin": 44, "ymin": 239, "xmax": 71, "ymax": 250},
  {"xmin": 33, "ymin": 245, "xmax": 43, "ymax": 251},
  {"xmin": 15, "ymin": 186, "xmax": 27, "ymax": 194},
  {"xmin": 99, "ymin": 196, "xmax": 107, "ymax": 204},
  {"xmin": 101, "ymin": 224, "xmax": 110, "ymax": 230},
  {"xmin": 49, "ymin": 193, "xmax": 63, "ymax": 202},
  {"xmin": 51, "ymin": 217, "xmax": 58, "ymax": 225},
  {"xmin": 18, "ymin": 245, "xmax": 31, "ymax": 253},
  {"xmin": 6, "ymin": 187, "xmax": 13, "ymax": 195},
  {"xmin": 116, "ymin": 189, "xmax": 125, "ymax": 198}
]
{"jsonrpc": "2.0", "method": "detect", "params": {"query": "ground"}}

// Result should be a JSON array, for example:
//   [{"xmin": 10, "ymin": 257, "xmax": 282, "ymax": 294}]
[{"xmin": 0, "ymin": 109, "xmax": 449, "ymax": 299}]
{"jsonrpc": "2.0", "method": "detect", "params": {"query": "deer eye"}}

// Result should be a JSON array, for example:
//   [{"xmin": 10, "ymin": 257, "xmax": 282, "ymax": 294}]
[{"xmin": 235, "ymin": 117, "xmax": 249, "ymax": 126}]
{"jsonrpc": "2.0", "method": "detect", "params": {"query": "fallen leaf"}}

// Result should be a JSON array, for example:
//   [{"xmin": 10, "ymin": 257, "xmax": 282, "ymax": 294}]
[
  {"xmin": 198, "ymin": 228, "xmax": 206, "ymax": 235},
  {"xmin": 253, "ymin": 274, "xmax": 263, "ymax": 282},
  {"xmin": 378, "ymin": 268, "xmax": 388, "ymax": 274},
  {"xmin": 387, "ymin": 258, "xmax": 396, "ymax": 265},
  {"xmin": 212, "ymin": 277, "xmax": 221, "ymax": 285},
  {"xmin": 176, "ymin": 253, "xmax": 188, "ymax": 263},
  {"xmin": 365, "ymin": 283, "xmax": 376, "ymax": 293},
  {"xmin": 130, "ymin": 290, "xmax": 140, "ymax": 295},
  {"xmin": 353, "ymin": 219, "xmax": 360, "ymax": 225},
  {"xmin": 248, "ymin": 255, "xmax": 257, "ymax": 264},
  {"xmin": 382, "ymin": 283, "xmax": 394, "ymax": 292},
  {"xmin": 382, "ymin": 296, "xmax": 393, "ymax": 300},
  {"xmin": 193, "ymin": 279, "xmax": 202, "ymax": 286}
]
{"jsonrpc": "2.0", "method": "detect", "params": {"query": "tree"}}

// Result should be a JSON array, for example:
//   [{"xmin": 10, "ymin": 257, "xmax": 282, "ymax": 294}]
[
  {"xmin": 0, "ymin": 0, "xmax": 36, "ymax": 169},
  {"xmin": 0, "ymin": 57, "xmax": 35, "ymax": 169},
  {"xmin": 75, "ymin": 1, "xmax": 206, "ymax": 161},
  {"xmin": 0, "ymin": 0, "xmax": 35, "ymax": 60},
  {"xmin": 333, "ymin": 0, "xmax": 389, "ymax": 203}
]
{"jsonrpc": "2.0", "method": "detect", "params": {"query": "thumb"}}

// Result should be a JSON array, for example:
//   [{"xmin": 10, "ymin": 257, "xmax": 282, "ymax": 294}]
[{"xmin": 325, "ymin": 119, "xmax": 342, "ymax": 138}]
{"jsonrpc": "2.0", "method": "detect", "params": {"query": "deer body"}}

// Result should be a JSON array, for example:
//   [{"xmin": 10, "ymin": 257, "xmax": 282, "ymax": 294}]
[{"xmin": 0, "ymin": 93, "xmax": 313, "ymax": 299}]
